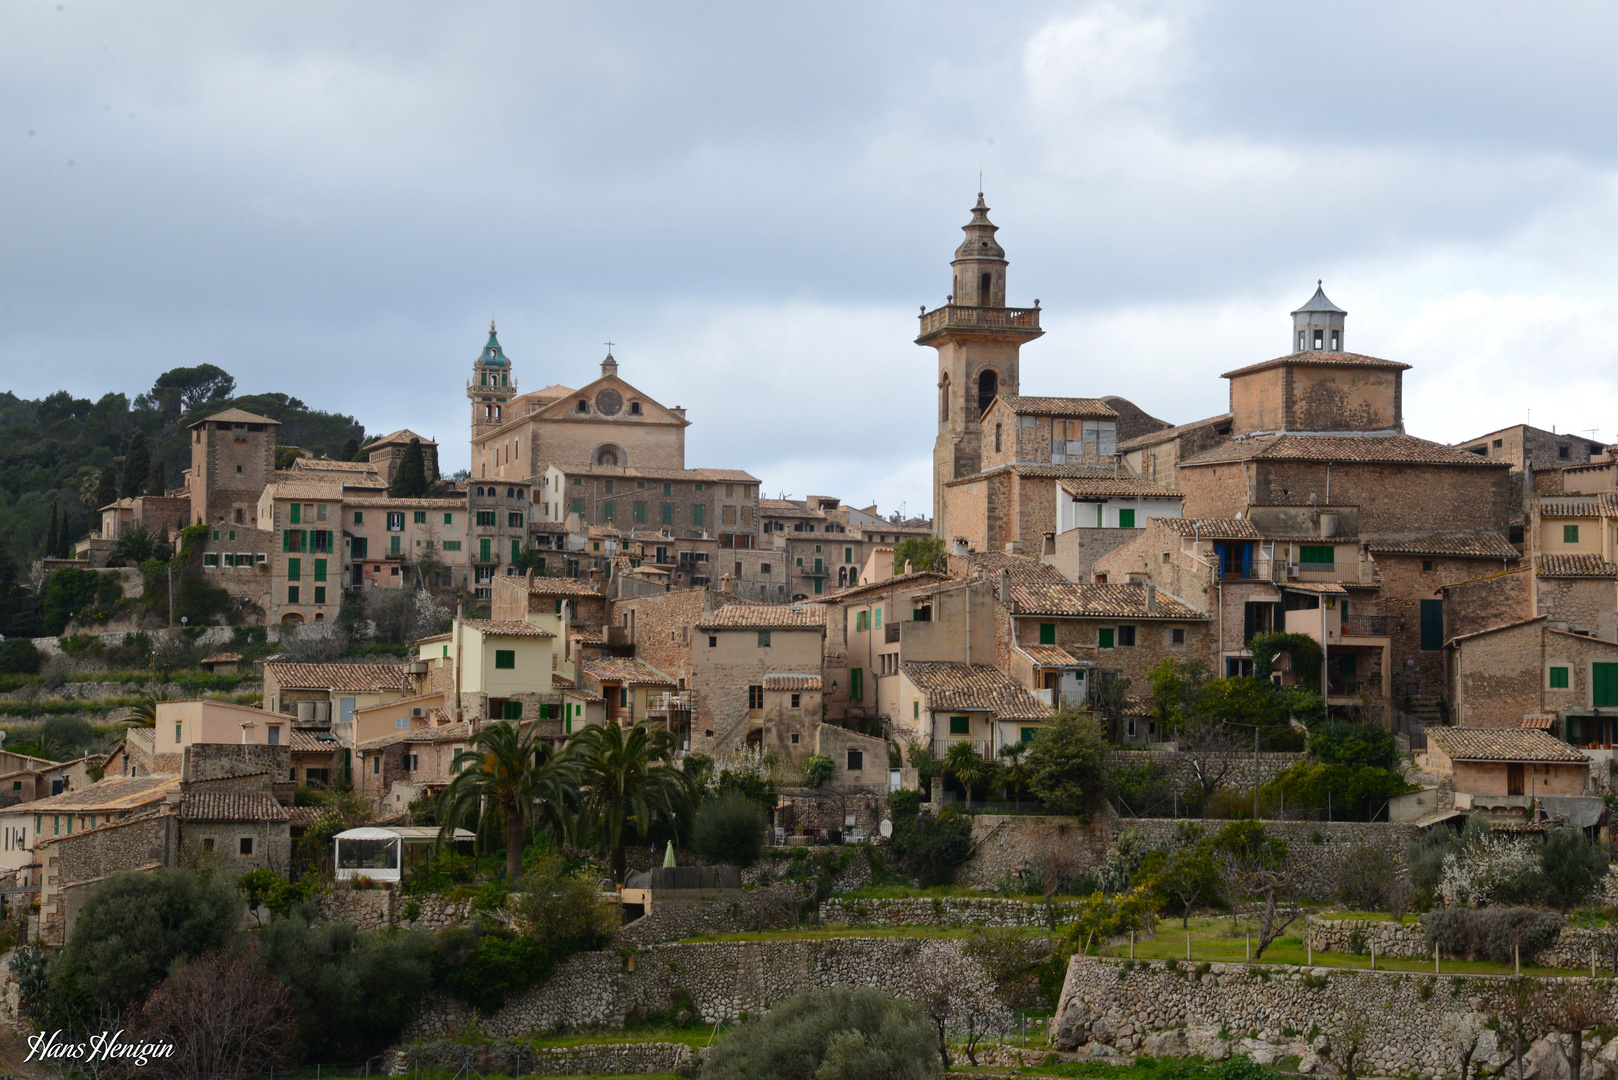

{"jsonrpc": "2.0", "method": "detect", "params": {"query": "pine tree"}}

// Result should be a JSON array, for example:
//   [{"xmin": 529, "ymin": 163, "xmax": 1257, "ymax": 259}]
[
  {"xmin": 389, "ymin": 438, "xmax": 429, "ymax": 498},
  {"xmin": 93, "ymin": 466, "xmax": 118, "ymax": 510},
  {"xmin": 147, "ymin": 454, "xmax": 166, "ymax": 496},
  {"xmin": 43, "ymin": 504, "xmax": 59, "ymax": 560},
  {"xmin": 119, "ymin": 432, "xmax": 150, "ymax": 499},
  {"xmin": 340, "ymin": 438, "xmax": 360, "ymax": 462}
]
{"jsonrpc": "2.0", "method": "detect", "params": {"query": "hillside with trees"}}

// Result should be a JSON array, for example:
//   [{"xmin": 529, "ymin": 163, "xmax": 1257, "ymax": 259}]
[{"xmin": 0, "ymin": 365, "xmax": 369, "ymax": 573}]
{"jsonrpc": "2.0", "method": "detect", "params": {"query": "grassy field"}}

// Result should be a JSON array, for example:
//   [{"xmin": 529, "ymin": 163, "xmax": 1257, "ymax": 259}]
[
  {"xmin": 678, "ymin": 924, "xmax": 1035, "ymax": 943},
  {"xmin": 1097, "ymin": 914, "xmax": 1592, "ymax": 976}
]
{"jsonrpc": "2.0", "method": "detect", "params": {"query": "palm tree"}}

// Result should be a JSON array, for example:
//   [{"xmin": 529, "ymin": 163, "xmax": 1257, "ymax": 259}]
[
  {"xmin": 998, "ymin": 741, "xmax": 1030, "ymax": 811},
  {"xmin": 569, "ymin": 720, "xmax": 695, "ymax": 883},
  {"xmin": 123, "ymin": 690, "xmax": 171, "ymax": 729},
  {"xmin": 111, "ymin": 524, "xmax": 158, "ymax": 566},
  {"xmin": 438, "ymin": 721, "xmax": 576, "ymax": 880},
  {"xmin": 943, "ymin": 741, "xmax": 992, "ymax": 808}
]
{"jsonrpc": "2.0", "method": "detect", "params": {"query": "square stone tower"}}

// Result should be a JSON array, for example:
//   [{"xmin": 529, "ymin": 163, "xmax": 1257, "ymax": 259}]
[{"xmin": 188, "ymin": 408, "xmax": 279, "ymax": 526}]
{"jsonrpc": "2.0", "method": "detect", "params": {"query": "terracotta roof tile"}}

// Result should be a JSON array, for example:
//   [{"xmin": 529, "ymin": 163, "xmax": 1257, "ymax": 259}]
[
  {"xmin": 1019, "ymin": 644, "xmax": 1085, "ymax": 667},
  {"xmin": 262, "ymin": 663, "xmax": 416, "ymax": 693},
  {"xmin": 200, "ymin": 652, "xmax": 243, "ymax": 664},
  {"xmin": 292, "ymin": 459, "xmax": 383, "ymax": 475},
  {"xmin": 1281, "ymin": 582, "xmax": 1349, "ymax": 595},
  {"xmin": 946, "ymin": 463, "xmax": 1144, "ymax": 485},
  {"xmin": 1117, "ymin": 413, "xmax": 1234, "ymax": 453},
  {"xmin": 23, "ymin": 777, "xmax": 179, "ymax": 813},
  {"xmin": 363, "ymin": 428, "xmax": 437, "ymax": 448},
  {"xmin": 461, "ymin": 619, "xmax": 556, "ymax": 638},
  {"xmin": 697, "ymin": 604, "xmax": 826, "ymax": 629},
  {"xmin": 581, "ymin": 657, "xmax": 676, "ymax": 686},
  {"xmin": 188, "ymin": 407, "xmax": 281, "ymax": 427},
  {"xmin": 1428, "ymin": 727, "xmax": 1589, "ymax": 764},
  {"xmin": 953, "ymin": 550, "xmax": 1070, "ymax": 584},
  {"xmin": 1156, "ymin": 518, "xmax": 1263, "ymax": 540},
  {"xmin": 763, "ymin": 674, "xmax": 822, "ymax": 690},
  {"xmin": 1182, "ymin": 433, "xmax": 1503, "ymax": 468},
  {"xmin": 557, "ymin": 464, "xmax": 760, "ymax": 483},
  {"xmin": 994, "ymin": 395, "xmax": 1119, "ymax": 418},
  {"xmin": 1366, "ymin": 532, "xmax": 1519, "ymax": 559},
  {"xmin": 519, "ymin": 577, "xmax": 603, "ymax": 597},
  {"xmin": 901, "ymin": 662, "xmax": 1051, "ymax": 717},
  {"xmin": 827, "ymin": 571, "xmax": 951, "ymax": 601},
  {"xmin": 1537, "ymin": 554, "xmax": 1618, "ymax": 579},
  {"xmin": 359, "ymin": 721, "xmax": 475, "ymax": 751},
  {"xmin": 1010, "ymin": 582, "xmax": 1204, "ymax": 619},
  {"xmin": 289, "ymin": 730, "xmax": 338, "ymax": 753},
  {"xmin": 342, "ymin": 496, "xmax": 462, "ymax": 508},
  {"xmin": 1058, "ymin": 478, "xmax": 1182, "ymax": 498},
  {"xmin": 182, "ymin": 791, "xmax": 290, "ymax": 823},
  {"xmin": 1220, "ymin": 351, "xmax": 1412, "ymax": 379},
  {"xmin": 288, "ymin": 806, "xmax": 324, "ymax": 828}
]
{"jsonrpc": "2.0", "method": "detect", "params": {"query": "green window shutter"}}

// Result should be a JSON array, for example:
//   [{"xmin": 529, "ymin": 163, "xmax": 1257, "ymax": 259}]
[
  {"xmin": 354, "ymin": 511, "xmax": 364, "ymax": 524},
  {"xmin": 479, "ymin": 538, "xmax": 491, "ymax": 562},
  {"xmin": 313, "ymin": 559, "xmax": 326, "ymax": 582},
  {"xmin": 287, "ymin": 557, "xmax": 301, "ymax": 581},
  {"xmin": 813, "ymin": 578, "xmax": 822, "ymax": 594},
  {"xmin": 289, "ymin": 504, "xmax": 300, "ymax": 525},
  {"xmin": 851, "ymin": 668, "xmax": 863, "ymax": 700},
  {"xmin": 571, "ymin": 499, "xmax": 583, "ymax": 515},
  {"xmin": 445, "ymin": 512, "xmax": 454, "ymax": 525},
  {"xmin": 757, "ymin": 630, "xmax": 771, "ymax": 647},
  {"xmin": 282, "ymin": 530, "xmax": 292, "ymax": 552},
  {"xmin": 414, "ymin": 511, "xmax": 426, "ymax": 524},
  {"xmin": 635, "ymin": 502, "xmax": 646, "ymax": 524},
  {"xmin": 390, "ymin": 535, "xmax": 401, "ymax": 556},
  {"xmin": 1039, "ymin": 623, "xmax": 1056, "ymax": 645},
  {"xmin": 1299, "ymin": 545, "xmax": 1335, "ymax": 567},
  {"xmin": 603, "ymin": 502, "xmax": 614, "ymax": 522},
  {"xmin": 949, "ymin": 716, "xmax": 971, "ymax": 736},
  {"xmin": 661, "ymin": 504, "xmax": 673, "ymax": 524},
  {"xmin": 1595, "ymin": 664, "xmax": 1618, "ymax": 707},
  {"xmin": 913, "ymin": 701, "xmax": 919, "ymax": 718},
  {"xmin": 1419, "ymin": 599, "xmax": 1444, "ymax": 651},
  {"xmin": 495, "ymin": 650, "xmax": 516, "ymax": 670},
  {"xmin": 693, "ymin": 506, "xmax": 705, "ymax": 527},
  {"xmin": 1021, "ymin": 726, "xmax": 1038, "ymax": 743},
  {"xmin": 663, "ymin": 483, "xmax": 672, "ymax": 496},
  {"xmin": 1564, "ymin": 524, "xmax": 1580, "ymax": 544},
  {"xmin": 1118, "ymin": 508, "xmax": 1136, "ymax": 528},
  {"xmin": 873, "ymin": 608, "xmax": 881, "ymax": 628},
  {"xmin": 504, "ymin": 700, "xmax": 522, "ymax": 719},
  {"xmin": 1549, "ymin": 666, "xmax": 1570, "ymax": 689},
  {"xmin": 1098, "ymin": 628, "xmax": 1115, "ymax": 649},
  {"xmin": 512, "ymin": 539, "xmax": 521, "ymax": 564},
  {"xmin": 314, "ymin": 586, "xmax": 326, "ymax": 604},
  {"xmin": 288, "ymin": 585, "xmax": 299, "ymax": 604}
]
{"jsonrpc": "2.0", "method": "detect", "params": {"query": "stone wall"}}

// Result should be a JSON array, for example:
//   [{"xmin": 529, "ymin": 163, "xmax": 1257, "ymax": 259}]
[
  {"xmin": 1306, "ymin": 915, "xmax": 1618, "ymax": 972},
  {"xmin": 959, "ymin": 814, "xmax": 1109, "ymax": 888},
  {"xmin": 402, "ymin": 936, "xmax": 997, "ymax": 1038},
  {"xmin": 1111, "ymin": 750, "xmax": 1305, "ymax": 794},
  {"xmin": 820, "ymin": 895, "xmax": 1075, "ymax": 929},
  {"xmin": 386, "ymin": 1040, "xmax": 692, "ymax": 1077},
  {"xmin": 1053, "ymin": 955, "xmax": 1618, "ymax": 1076},
  {"xmin": 318, "ymin": 888, "xmax": 473, "ymax": 931},
  {"xmin": 615, "ymin": 883, "xmax": 810, "ymax": 946}
]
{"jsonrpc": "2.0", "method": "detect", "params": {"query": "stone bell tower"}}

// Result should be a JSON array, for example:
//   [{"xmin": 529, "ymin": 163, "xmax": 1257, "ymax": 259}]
[
  {"xmin": 917, "ymin": 193, "xmax": 1043, "ymax": 540},
  {"xmin": 468, "ymin": 321, "xmax": 518, "ymax": 442}
]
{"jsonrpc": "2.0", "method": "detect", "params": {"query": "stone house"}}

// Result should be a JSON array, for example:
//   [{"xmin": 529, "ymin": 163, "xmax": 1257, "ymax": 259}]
[
  {"xmin": 689, "ymin": 604, "xmax": 825, "ymax": 757},
  {"xmin": 257, "ymin": 481, "xmax": 345, "ymax": 624},
  {"xmin": 579, "ymin": 656, "xmax": 678, "ymax": 729},
  {"xmin": 896, "ymin": 661, "xmax": 1051, "ymax": 776},
  {"xmin": 1447, "ymin": 616, "xmax": 1618, "ymax": 746},
  {"xmin": 262, "ymin": 661, "xmax": 421, "ymax": 727},
  {"xmin": 348, "ymin": 691, "xmax": 450, "ymax": 749},
  {"xmin": 978, "ymin": 395, "xmax": 1121, "ymax": 472},
  {"xmin": 0, "ymin": 751, "xmax": 80, "ymax": 808},
  {"xmin": 1117, "ymin": 413, "xmax": 1234, "ymax": 491},
  {"xmin": 76, "ymin": 493, "xmax": 192, "ymax": 567},
  {"xmin": 179, "ymin": 788, "xmax": 292, "ymax": 873},
  {"xmin": 356, "ymin": 721, "xmax": 475, "ymax": 815},
  {"xmin": 943, "ymin": 462, "xmax": 1161, "ymax": 557},
  {"xmin": 363, "ymin": 428, "xmax": 441, "ymax": 487},
  {"xmin": 186, "ymin": 407, "xmax": 279, "ymax": 527},
  {"xmin": 490, "ymin": 573, "xmax": 607, "ymax": 638},
  {"xmin": 32, "ymin": 811, "xmax": 177, "ymax": 944},
  {"xmin": 1425, "ymin": 727, "xmax": 1592, "ymax": 817},
  {"xmin": 0, "ymin": 776, "xmax": 181, "ymax": 886},
  {"xmin": 417, "ymin": 617, "xmax": 567, "ymax": 728},
  {"xmin": 343, "ymin": 495, "xmax": 469, "ymax": 591}
]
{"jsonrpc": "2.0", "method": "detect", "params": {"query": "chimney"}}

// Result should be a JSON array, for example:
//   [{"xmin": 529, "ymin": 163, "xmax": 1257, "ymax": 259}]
[
  {"xmin": 998, "ymin": 568, "xmax": 1011, "ymax": 604},
  {"xmin": 526, "ymin": 568, "xmax": 534, "ymax": 588},
  {"xmin": 904, "ymin": 560, "xmax": 913, "ymax": 575},
  {"xmin": 952, "ymin": 537, "xmax": 970, "ymax": 557},
  {"xmin": 702, "ymin": 584, "xmax": 716, "ymax": 615},
  {"xmin": 1146, "ymin": 581, "xmax": 1158, "ymax": 613},
  {"xmin": 589, "ymin": 566, "xmax": 602, "ymax": 585},
  {"xmin": 720, "ymin": 573, "xmax": 735, "ymax": 596}
]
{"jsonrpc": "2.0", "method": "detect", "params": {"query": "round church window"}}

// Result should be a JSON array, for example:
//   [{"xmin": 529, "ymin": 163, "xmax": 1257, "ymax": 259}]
[{"xmin": 595, "ymin": 388, "xmax": 623, "ymax": 416}]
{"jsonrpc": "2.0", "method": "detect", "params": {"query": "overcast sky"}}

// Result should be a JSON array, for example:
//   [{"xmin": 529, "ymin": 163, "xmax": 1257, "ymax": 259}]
[{"xmin": 3, "ymin": 1, "xmax": 1613, "ymax": 516}]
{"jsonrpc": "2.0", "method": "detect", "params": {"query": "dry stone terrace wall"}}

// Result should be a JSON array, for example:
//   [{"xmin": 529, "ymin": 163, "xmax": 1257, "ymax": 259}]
[
  {"xmin": 614, "ymin": 883, "xmax": 811, "ymax": 946},
  {"xmin": 1306, "ymin": 915, "xmax": 1618, "ymax": 971},
  {"xmin": 318, "ymin": 889, "xmax": 472, "ymax": 931},
  {"xmin": 960, "ymin": 814, "xmax": 1109, "ymax": 887},
  {"xmin": 403, "ymin": 937, "xmax": 997, "ymax": 1038},
  {"xmin": 821, "ymin": 895, "xmax": 1078, "ymax": 928},
  {"xmin": 1111, "ymin": 750, "xmax": 1305, "ymax": 794},
  {"xmin": 1055, "ymin": 956, "xmax": 1618, "ymax": 1076},
  {"xmin": 386, "ymin": 1041, "xmax": 692, "ymax": 1077}
]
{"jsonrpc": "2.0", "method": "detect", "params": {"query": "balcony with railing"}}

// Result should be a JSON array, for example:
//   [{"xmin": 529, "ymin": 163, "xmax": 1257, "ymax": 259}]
[
  {"xmin": 646, "ymin": 693, "xmax": 691, "ymax": 717},
  {"xmin": 931, "ymin": 737, "xmax": 991, "ymax": 760},
  {"xmin": 1341, "ymin": 614, "xmax": 1390, "ymax": 638},
  {"xmin": 917, "ymin": 305, "xmax": 1043, "ymax": 339}
]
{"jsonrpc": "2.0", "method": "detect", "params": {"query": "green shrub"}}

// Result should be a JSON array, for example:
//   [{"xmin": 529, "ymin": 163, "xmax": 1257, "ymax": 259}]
[
  {"xmin": 441, "ymin": 931, "xmax": 549, "ymax": 1013},
  {"xmin": 692, "ymin": 793, "xmax": 769, "ymax": 868},
  {"xmin": 511, "ymin": 855, "xmax": 615, "ymax": 957},
  {"xmin": 1541, "ymin": 825, "xmax": 1609, "ymax": 910},
  {"xmin": 802, "ymin": 754, "xmax": 836, "ymax": 789},
  {"xmin": 1420, "ymin": 906, "xmax": 1564, "ymax": 963},
  {"xmin": 1335, "ymin": 843, "xmax": 1397, "ymax": 911},
  {"xmin": 701, "ymin": 985, "xmax": 938, "ymax": 1079},
  {"xmin": 890, "ymin": 809, "xmax": 973, "ymax": 887},
  {"xmin": 1023, "ymin": 709, "xmax": 1108, "ymax": 815},
  {"xmin": 0, "ymin": 638, "xmax": 40, "ymax": 675}
]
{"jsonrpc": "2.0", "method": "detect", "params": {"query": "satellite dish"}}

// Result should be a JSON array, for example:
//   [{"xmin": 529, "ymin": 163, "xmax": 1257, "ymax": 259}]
[{"xmin": 879, "ymin": 819, "xmax": 893, "ymax": 838}]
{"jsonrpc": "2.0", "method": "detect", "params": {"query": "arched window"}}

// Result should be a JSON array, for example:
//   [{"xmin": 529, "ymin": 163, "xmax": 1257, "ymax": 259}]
[
  {"xmin": 596, "ymin": 446, "xmax": 621, "ymax": 467},
  {"xmin": 939, "ymin": 373, "xmax": 951, "ymax": 423},
  {"xmin": 494, "ymin": 405, "xmax": 501, "ymax": 420},
  {"xmin": 995, "ymin": 424, "xmax": 1002, "ymax": 453},
  {"xmin": 977, "ymin": 369, "xmax": 998, "ymax": 416},
  {"xmin": 980, "ymin": 272, "xmax": 992, "ymax": 305}
]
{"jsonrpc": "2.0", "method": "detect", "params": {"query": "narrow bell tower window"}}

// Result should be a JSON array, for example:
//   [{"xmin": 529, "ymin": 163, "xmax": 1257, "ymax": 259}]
[
  {"xmin": 1312, "ymin": 330, "xmax": 1323, "ymax": 350},
  {"xmin": 980, "ymin": 272, "xmax": 992, "ymax": 306},
  {"xmin": 995, "ymin": 424, "xmax": 1002, "ymax": 452},
  {"xmin": 1298, "ymin": 331, "xmax": 1306, "ymax": 350},
  {"xmin": 940, "ymin": 373, "xmax": 951, "ymax": 422},
  {"xmin": 977, "ymin": 369, "xmax": 998, "ymax": 416},
  {"xmin": 1330, "ymin": 331, "xmax": 1339, "ymax": 351}
]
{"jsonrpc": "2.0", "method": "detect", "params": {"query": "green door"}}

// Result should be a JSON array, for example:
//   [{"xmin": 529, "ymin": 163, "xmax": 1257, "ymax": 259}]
[
  {"xmin": 1595, "ymin": 664, "xmax": 1618, "ymax": 708},
  {"xmin": 1419, "ymin": 599, "xmax": 1444, "ymax": 651}
]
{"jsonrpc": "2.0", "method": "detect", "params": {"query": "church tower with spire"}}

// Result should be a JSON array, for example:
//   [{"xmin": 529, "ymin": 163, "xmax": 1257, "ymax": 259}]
[
  {"xmin": 469, "ymin": 321, "xmax": 519, "ymax": 442},
  {"xmin": 917, "ymin": 193, "xmax": 1043, "ymax": 539}
]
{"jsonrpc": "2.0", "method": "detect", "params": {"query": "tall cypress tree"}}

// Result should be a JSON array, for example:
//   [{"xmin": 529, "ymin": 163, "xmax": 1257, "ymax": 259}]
[
  {"xmin": 93, "ymin": 466, "xmax": 118, "ymax": 510},
  {"xmin": 56, "ymin": 512, "xmax": 72, "ymax": 558},
  {"xmin": 119, "ymin": 431, "xmax": 150, "ymax": 499},
  {"xmin": 44, "ymin": 505, "xmax": 59, "ymax": 560},
  {"xmin": 389, "ymin": 438, "xmax": 429, "ymax": 498},
  {"xmin": 147, "ymin": 454, "xmax": 166, "ymax": 496}
]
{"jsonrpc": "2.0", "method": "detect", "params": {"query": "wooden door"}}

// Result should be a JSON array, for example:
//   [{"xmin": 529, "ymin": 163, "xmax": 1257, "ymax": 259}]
[{"xmin": 1507, "ymin": 763, "xmax": 1524, "ymax": 796}]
